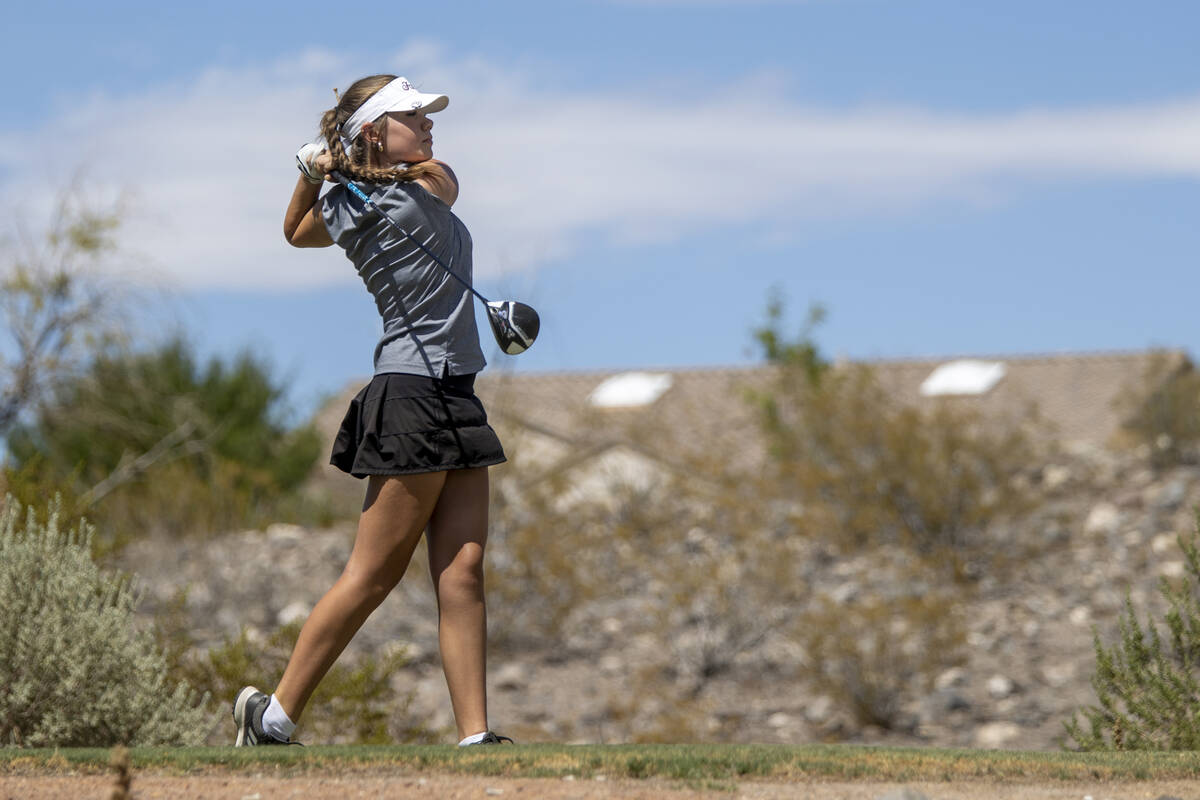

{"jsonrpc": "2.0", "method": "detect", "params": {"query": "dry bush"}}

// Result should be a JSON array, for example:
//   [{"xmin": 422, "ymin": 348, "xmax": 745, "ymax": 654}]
[
  {"xmin": 598, "ymin": 663, "xmax": 716, "ymax": 743},
  {"xmin": 487, "ymin": 465, "xmax": 621, "ymax": 648},
  {"xmin": 802, "ymin": 580, "xmax": 966, "ymax": 732},
  {"xmin": 0, "ymin": 191, "xmax": 128, "ymax": 438},
  {"xmin": 156, "ymin": 601, "xmax": 433, "ymax": 745},
  {"xmin": 749, "ymin": 297, "xmax": 1036, "ymax": 582},
  {"xmin": 483, "ymin": 295, "xmax": 1028, "ymax": 740},
  {"xmin": 1112, "ymin": 350, "xmax": 1200, "ymax": 470},
  {"xmin": 645, "ymin": 470, "xmax": 807, "ymax": 696}
]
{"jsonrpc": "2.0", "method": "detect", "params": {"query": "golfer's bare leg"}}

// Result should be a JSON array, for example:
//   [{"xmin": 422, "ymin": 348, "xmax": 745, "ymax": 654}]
[
  {"xmin": 274, "ymin": 472, "xmax": 446, "ymax": 721},
  {"xmin": 426, "ymin": 466, "xmax": 491, "ymax": 740}
]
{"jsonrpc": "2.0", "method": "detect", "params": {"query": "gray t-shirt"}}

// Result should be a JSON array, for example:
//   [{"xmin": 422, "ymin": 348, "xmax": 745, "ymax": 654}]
[{"xmin": 322, "ymin": 180, "xmax": 486, "ymax": 378}]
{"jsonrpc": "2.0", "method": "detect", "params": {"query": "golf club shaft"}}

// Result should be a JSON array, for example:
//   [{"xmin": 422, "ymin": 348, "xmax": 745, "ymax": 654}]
[{"xmin": 329, "ymin": 170, "xmax": 492, "ymax": 306}]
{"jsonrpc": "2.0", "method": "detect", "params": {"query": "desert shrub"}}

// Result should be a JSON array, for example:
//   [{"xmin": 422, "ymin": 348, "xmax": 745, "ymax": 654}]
[
  {"xmin": 5, "ymin": 337, "xmax": 324, "ymax": 548},
  {"xmin": 599, "ymin": 664, "xmax": 717, "ymax": 743},
  {"xmin": 644, "ymin": 471, "xmax": 809, "ymax": 695},
  {"xmin": 1113, "ymin": 351, "xmax": 1200, "ymax": 470},
  {"xmin": 483, "ymin": 295, "xmax": 1015, "ymax": 740},
  {"xmin": 802, "ymin": 583, "xmax": 966, "ymax": 731},
  {"xmin": 0, "ymin": 496, "xmax": 209, "ymax": 746},
  {"xmin": 157, "ymin": 606, "xmax": 432, "ymax": 745},
  {"xmin": 748, "ymin": 294, "xmax": 1034, "ymax": 580},
  {"xmin": 1066, "ymin": 519, "xmax": 1200, "ymax": 750},
  {"xmin": 487, "ymin": 467, "xmax": 612, "ymax": 646}
]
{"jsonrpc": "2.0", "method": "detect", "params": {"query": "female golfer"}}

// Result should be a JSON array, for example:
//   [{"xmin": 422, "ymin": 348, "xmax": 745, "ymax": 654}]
[{"xmin": 233, "ymin": 74, "xmax": 510, "ymax": 747}]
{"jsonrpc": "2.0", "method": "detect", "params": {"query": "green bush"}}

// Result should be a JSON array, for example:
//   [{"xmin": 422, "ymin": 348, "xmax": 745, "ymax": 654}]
[
  {"xmin": 1066, "ymin": 519, "xmax": 1200, "ymax": 750},
  {"xmin": 5, "ymin": 337, "xmax": 325, "ymax": 547},
  {"xmin": 0, "ymin": 496, "xmax": 210, "ymax": 746}
]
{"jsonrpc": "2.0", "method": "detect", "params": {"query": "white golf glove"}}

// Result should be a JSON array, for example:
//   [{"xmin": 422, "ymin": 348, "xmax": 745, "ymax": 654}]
[{"xmin": 296, "ymin": 142, "xmax": 327, "ymax": 184}]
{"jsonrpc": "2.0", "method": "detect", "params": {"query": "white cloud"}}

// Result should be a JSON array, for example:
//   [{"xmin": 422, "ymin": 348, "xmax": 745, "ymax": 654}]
[{"xmin": 3, "ymin": 44, "xmax": 1199, "ymax": 289}]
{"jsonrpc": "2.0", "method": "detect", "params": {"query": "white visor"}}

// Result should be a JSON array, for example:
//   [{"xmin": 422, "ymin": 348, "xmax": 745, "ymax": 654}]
[{"xmin": 339, "ymin": 77, "xmax": 448, "ymax": 152}]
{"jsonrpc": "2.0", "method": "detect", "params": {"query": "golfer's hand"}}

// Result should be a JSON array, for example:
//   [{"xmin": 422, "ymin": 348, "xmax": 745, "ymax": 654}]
[
  {"xmin": 316, "ymin": 152, "xmax": 335, "ymax": 181},
  {"xmin": 296, "ymin": 142, "xmax": 331, "ymax": 184}
]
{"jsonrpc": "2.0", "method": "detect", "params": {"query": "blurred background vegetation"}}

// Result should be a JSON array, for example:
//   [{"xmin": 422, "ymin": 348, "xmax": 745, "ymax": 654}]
[
  {"xmin": 0, "ymin": 197, "xmax": 332, "ymax": 556},
  {"xmin": 5, "ymin": 200, "xmax": 1200, "ymax": 748}
]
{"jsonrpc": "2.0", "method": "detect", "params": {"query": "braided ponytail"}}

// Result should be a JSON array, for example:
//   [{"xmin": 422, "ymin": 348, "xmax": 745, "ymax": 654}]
[{"xmin": 319, "ymin": 75, "xmax": 441, "ymax": 185}]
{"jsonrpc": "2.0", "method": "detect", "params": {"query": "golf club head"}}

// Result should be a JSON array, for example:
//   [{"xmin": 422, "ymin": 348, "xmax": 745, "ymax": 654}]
[{"xmin": 486, "ymin": 301, "xmax": 540, "ymax": 355}]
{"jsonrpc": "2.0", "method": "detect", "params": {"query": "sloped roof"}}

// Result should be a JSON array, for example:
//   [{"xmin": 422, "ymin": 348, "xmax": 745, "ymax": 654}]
[
  {"xmin": 473, "ymin": 349, "xmax": 1191, "ymax": 472},
  {"xmin": 308, "ymin": 349, "xmax": 1191, "ymax": 495}
]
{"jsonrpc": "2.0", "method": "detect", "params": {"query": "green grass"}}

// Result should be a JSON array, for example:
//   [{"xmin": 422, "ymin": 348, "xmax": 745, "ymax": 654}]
[{"xmin": 3, "ymin": 744, "xmax": 1200, "ymax": 783}]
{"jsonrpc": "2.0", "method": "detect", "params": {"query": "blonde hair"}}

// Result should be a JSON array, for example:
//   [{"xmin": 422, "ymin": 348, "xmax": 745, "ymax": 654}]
[{"xmin": 320, "ymin": 74, "xmax": 440, "ymax": 183}]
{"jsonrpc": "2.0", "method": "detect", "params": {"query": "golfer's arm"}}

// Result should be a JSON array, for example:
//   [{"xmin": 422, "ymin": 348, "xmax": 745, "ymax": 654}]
[{"xmin": 284, "ymin": 177, "xmax": 333, "ymax": 248}]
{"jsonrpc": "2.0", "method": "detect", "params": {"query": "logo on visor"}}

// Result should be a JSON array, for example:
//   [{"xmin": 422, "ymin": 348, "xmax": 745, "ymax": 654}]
[{"xmin": 400, "ymin": 80, "xmax": 413, "ymax": 91}]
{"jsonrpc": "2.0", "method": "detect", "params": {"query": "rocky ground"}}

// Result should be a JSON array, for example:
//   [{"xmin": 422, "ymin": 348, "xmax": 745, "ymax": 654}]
[{"xmin": 117, "ymin": 442, "xmax": 1200, "ymax": 750}]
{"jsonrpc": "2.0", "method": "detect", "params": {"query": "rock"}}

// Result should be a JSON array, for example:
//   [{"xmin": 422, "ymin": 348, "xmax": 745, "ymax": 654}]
[
  {"xmin": 1160, "ymin": 561, "xmax": 1186, "ymax": 578},
  {"xmin": 1084, "ymin": 503, "xmax": 1120, "ymax": 536},
  {"xmin": 934, "ymin": 667, "xmax": 968, "ymax": 691},
  {"xmin": 922, "ymin": 690, "xmax": 970, "ymax": 718},
  {"xmin": 277, "ymin": 601, "xmax": 310, "ymax": 626},
  {"xmin": 767, "ymin": 712, "xmax": 792, "ymax": 729},
  {"xmin": 1153, "ymin": 479, "xmax": 1188, "ymax": 510},
  {"xmin": 1041, "ymin": 522, "xmax": 1069, "ymax": 545},
  {"xmin": 1042, "ymin": 464, "xmax": 1072, "ymax": 490},
  {"xmin": 806, "ymin": 696, "xmax": 834, "ymax": 724},
  {"xmin": 1040, "ymin": 663, "xmax": 1076, "ymax": 688},
  {"xmin": 266, "ymin": 523, "xmax": 305, "ymax": 543},
  {"xmin": 973, "ymin": 721, "xmax": 1021, "ymax": 748},
  {"xmin": 1069, "ymin": 606, "xmax": 1091, "ymax": 626},
  {"xmin": 966, "ymin": 631, "xmax": 995, "ymax": 650},
  {"xmin": 829, "ymin": 582, "xmax": 858, "ymax": 605},
  {"xmin": 986, "ymin": 675, "xmax": 1016, "ymax": 699},
  {"xmin": 598, "ymin": 654, "xmax": 624, "ymax": 675},
  {"xmin": 1152, "ymin": 532, "xmax": 1178, "ymax": 554},
  {"xmin": 494, "ymin": 662, "xmax": 530, "ymax": 690},
  {"xmin": 186, "ymin": 583, "xmax": 214, "ymax": 609}
]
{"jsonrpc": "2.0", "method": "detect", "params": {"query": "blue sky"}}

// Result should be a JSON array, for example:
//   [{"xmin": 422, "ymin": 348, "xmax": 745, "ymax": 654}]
[{"xmin": 3, "ymin": 1, "xmax": 1198, "ymax": 420}]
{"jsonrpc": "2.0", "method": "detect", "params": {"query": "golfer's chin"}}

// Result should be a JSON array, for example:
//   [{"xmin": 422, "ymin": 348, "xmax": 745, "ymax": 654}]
[{"xmin": 394, "ymin": 149, "xmax": 433, "ymax": 166}]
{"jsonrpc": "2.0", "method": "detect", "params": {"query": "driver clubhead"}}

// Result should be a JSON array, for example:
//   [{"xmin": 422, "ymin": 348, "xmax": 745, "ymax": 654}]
[{"xmin": 486, "ymin": 301, "xmax": 540, "ymax": 355}]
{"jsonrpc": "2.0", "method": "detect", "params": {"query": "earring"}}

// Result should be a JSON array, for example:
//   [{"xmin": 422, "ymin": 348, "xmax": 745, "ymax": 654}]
[{"xmin": 375, "ymin": 141, "xmax": 384, "ymax": 152}]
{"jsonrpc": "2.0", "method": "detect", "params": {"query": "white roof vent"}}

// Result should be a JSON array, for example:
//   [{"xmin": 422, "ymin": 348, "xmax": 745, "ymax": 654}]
[
  {"xmin": 588, "ymin": 372, "xmax": 674, "ymax": 408},
  {"xmin": 920, "ymin": 360, "xmax": 1007, "ymax": 397}
]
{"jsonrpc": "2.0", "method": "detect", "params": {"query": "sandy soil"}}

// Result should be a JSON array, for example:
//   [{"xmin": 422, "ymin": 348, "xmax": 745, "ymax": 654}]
[{"xmin": 2, "ymin": 773, "xmax": 1198, "ymax": 800}]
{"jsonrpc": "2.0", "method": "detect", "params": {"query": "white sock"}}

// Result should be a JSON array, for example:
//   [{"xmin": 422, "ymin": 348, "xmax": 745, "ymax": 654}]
[
  {"xmin": 458, "ymin": 731, "xmax": 489, "ymax": 746},
  {"xmin": 262, "ymin": 694, "xmax": 297, "ymax": 741}
]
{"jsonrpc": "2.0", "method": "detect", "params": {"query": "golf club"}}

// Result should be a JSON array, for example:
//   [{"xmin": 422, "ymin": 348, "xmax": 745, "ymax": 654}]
[{"xmin": 330, "ymin": 171, "xmax": 540, "ymax": 355}]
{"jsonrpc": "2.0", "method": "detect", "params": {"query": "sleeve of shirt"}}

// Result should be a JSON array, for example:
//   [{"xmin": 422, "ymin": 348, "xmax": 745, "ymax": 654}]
[{"xmin": 321, "ymin": 185, "xmax": 361, "ymax": 248}]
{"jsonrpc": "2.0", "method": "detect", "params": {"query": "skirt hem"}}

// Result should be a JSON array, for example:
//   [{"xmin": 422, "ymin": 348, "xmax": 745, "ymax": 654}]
[{"xmin": 331, "ymin": 455, "xmax": 508, "ymax": 480}]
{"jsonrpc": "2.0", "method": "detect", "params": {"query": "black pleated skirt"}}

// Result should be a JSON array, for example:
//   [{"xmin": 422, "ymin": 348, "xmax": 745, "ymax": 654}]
[{"xmin": 330, "ymin": 372, "xmax": 506, "ymax": 478}]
